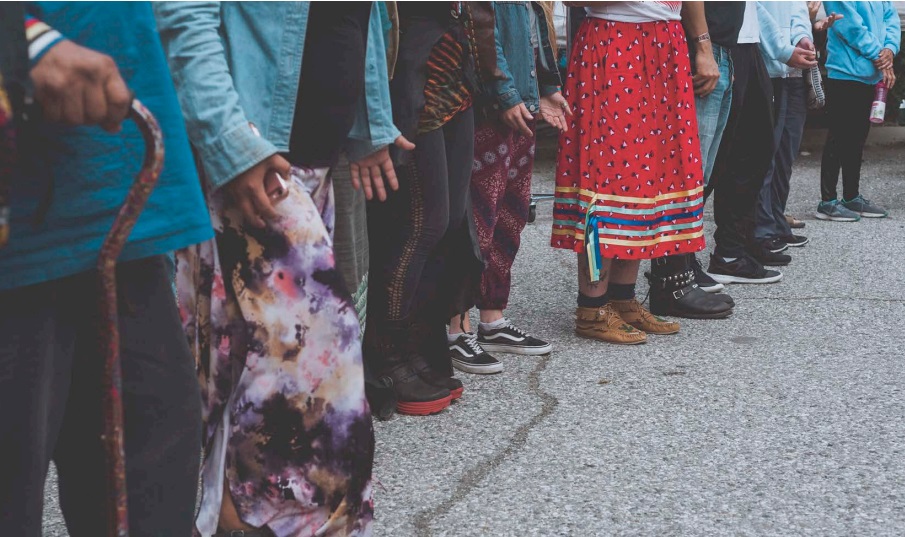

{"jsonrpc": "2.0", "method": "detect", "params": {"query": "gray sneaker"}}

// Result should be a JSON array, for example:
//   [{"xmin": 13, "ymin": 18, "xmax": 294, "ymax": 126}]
[
  {"xmin": 843, "ymin": 195, "xmax": 888, "ymax": 218},
  {"xmin": 816, "ymin": 200, "xmax": 861, "ymax": 222}
]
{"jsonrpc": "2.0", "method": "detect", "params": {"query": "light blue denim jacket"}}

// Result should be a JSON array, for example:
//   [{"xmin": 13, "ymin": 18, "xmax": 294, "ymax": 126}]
[
  {"xmin": 153, "ymin": 2, "xmax": 400, "ymax": 190},
  {"xmin": 489, "ymin": 2, "xmax": 562, "ymax": 114}
]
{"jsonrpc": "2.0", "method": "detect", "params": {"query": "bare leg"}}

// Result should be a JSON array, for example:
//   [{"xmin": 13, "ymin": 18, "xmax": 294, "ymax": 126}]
[
  {"xmin": 609, "ymin": 259, "xmax": 641, "ymax": 286},
  {"xmin": 218, "ymin": 482, "xmax": 256, "ymax": 531},
  {"xmin": 449, "ymin": 312, "xmax": 472, "ymax": 335},
  {"xmin": 577, "ymin": 253, "xmax": 612, "ymax": 297},
  {"xmin": 479, "ymin": 309, "xmax": 505, "ymax": 324}
]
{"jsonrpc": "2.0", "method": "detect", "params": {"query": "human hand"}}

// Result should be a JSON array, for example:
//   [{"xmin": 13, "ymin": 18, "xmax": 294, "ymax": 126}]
[
  {"xmin": 797, "ymin": 37, "xmax": 815, "ymax": 53},
  {"xmin": 807, "ymin": 1, "xmax": 821, "ymax": 21},
  {"xmin": 786, "ymin": 46, "xmax": 818, "ymax": 69},
  {"xmin": 813, "ymin": 12, "xmax": 843, "ymax": 32},
  {"xmin": 882, "ymin": 67, "xmax": 896, "ymax": 89},
  {"xmin": 350, "ymin": 135, "xmax": 415, "ymax": 201},
  {"xmin": 539, "ymin": 92, "xmax": 572, "ymax": 133},
  {"xmin": 500, "ymin": 102, "xmax": 534, "ymax": 137},
  {"xmin": 693, "ymin": 49, "xmax": 720, "ymax": 97},
  {"xmin": 224, "ymin": 153, "xmax": 292, "ymax": 228},
  {"xmin": 30, "ymin": 39, "xmax": 132, "ymax": 132},
  {"xmin": 874, "ymin": 48, "xmax": 895, "ymax": 71}
]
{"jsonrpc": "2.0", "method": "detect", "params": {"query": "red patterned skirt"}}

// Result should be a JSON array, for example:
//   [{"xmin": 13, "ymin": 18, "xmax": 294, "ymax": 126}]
[{"xmin": 551, "ymin": 18, "xmax": 706, "ymax": 261}]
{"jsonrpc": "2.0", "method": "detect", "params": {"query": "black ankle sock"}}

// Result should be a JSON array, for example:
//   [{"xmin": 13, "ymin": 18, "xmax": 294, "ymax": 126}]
[
  {"xmin": 608, "ymin": 283, "xmax": 636, "ymax": 301},
  {"xmin": 577, "ymin": 292, "xmax": 608, "ymax": 308}
]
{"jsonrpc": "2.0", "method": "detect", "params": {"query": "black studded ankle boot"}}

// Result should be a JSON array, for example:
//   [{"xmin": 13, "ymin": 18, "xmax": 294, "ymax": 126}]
[{"xmin": 646, "ymin": 255, "xmax": 734, "ymax": 319}]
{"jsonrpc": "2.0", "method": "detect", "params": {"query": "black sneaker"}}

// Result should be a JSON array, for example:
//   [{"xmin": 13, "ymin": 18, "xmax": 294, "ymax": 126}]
[
  {"xmin": 449, "ymin": 333, "xmax": 503, "ymax": 375},
  {"xmin": 765, "ymin": 238, "xmax": 789, "ymax": 253},
  {"xmin": 691, "ymin": 255, "xmax": 724, "ymax": 293},
  {"xmin": 707, "ymin": 254, "xmax": 783, "ymax": 284},
  {"xmin": 778, "ymin": 234, "xmax": 809, "ymax": 247},
  {"xmin": 749, "ymin": 243, "xmax": 792, "ymax": 267},
  {"xmin": 477, "ymin": 319, "xmax": 553, "ymax": 355}
]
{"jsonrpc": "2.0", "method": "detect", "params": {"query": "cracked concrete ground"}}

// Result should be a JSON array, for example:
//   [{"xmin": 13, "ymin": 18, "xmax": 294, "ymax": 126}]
[{"xmin": 43, "ymin": 133, "xmax": 904, "ymax": 536}]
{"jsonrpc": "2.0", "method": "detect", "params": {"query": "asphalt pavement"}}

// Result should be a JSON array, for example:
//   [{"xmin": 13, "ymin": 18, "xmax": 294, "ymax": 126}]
[{"xmin": 43, "ymin": 133, "xmax": 904, "ymax": 536}]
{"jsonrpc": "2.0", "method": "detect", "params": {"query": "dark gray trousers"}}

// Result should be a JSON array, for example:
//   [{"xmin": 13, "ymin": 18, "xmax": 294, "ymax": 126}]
[
  {"xmin": 0, "ymin": 256, "xmax": 201, "ymax": 537},
  {"xmin": 754, "ymin": 77, "xmax": 807, "ymax": 241}
]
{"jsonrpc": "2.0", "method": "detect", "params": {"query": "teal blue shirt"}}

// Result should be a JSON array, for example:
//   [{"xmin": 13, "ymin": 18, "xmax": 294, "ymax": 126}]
[{"xmin": 0, "ymin": 2, "xmax": 212, "ymax": 291}]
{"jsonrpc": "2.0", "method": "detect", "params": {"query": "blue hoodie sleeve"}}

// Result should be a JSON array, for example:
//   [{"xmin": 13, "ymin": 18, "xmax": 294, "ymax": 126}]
[
  {"xmin": 756, "ymin": 2, "xmax": 794, "ymax": 64},
  {"xmin": 824, "ymin": 1, "xmax": 884, "ymax": 61},
  {"xmin": 882, "ymin": 1, "xmax": 901, "ymax": 55}
]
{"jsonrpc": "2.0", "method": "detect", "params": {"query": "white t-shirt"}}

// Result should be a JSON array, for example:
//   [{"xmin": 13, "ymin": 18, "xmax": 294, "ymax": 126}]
[
  {"xmin": 737, "ymin": 1, "xmax": 761, "ymax": 44},
  {"xmin": 586, "ymin": 1, "xmax": 682, "ymax": 23}
]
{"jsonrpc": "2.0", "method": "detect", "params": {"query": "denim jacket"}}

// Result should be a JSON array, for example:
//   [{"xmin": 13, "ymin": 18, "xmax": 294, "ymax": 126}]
[
  {"xmin": 488, "ymin": 2, "xmax": 562, "ymax": 114},
  {"xmin": 153, "ymin": 2, "xmax": 400, "ymax": 190}
]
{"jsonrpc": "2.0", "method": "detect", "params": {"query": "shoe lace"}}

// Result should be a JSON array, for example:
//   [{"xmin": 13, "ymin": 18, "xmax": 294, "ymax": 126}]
[
  {"xmin": 500, "ymin": 319, "xmax": 529, "ymax": 338},
  {"xmin": 463, "ymin": 333, "xmax": 485, "ymax": 355}
]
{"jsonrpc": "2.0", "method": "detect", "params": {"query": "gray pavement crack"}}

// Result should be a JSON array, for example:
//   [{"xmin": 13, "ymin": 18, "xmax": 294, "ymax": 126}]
[
  {"xmin": 744, "ymin": 296, "xmax": 905, "ymax": 303},
  {"xmin": 411, "ymin": 354, "xmax": 559, "ymax": 537}
]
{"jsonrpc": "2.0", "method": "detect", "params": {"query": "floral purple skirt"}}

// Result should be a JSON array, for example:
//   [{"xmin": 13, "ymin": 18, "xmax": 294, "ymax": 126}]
[{"xmin": 176, "ymin": 167, "xmax": 374, "ymax": 536}]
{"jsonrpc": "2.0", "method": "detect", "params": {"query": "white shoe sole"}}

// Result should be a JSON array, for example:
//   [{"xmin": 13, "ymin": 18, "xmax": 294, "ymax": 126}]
[
  {"xmin": 699, "ymin": 283, "xmax": 726, "ymax": 293},
  {"xmin": 785, "ymin": 239, "xmax": 809, "ymax": 247},
  {"xmin": 706, "ymin": 271, "xmax": 783, "ymax": 285},
  {"xmin": 858, "ymin": 212, "xmax": 888, "ymax": 218},
  {"xmin": 478, "ymin": 342, "xmax": 553, "ymax": 356},
  {"xmin": 451, "ymin": 358, "xmax": 503, "ymax": 375},
  {"xmin": 815, "ymin": 212, "xmax": 858, "ymax": 222}
]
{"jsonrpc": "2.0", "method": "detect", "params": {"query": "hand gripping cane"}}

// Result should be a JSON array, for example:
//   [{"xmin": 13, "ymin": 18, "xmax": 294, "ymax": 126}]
[{"xmin": 97, "ymin": 99, "xmax": 164, "ymax": 537}]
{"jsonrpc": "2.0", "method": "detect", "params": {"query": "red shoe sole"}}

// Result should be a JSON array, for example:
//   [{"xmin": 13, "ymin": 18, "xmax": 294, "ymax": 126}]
[
  {"xmin": 396, "ymin": 396, "xmax": 452, "ymax": 416},
  {"xmin": 450, "ymin": 387, "xmax": 464, "ymax": 401}
]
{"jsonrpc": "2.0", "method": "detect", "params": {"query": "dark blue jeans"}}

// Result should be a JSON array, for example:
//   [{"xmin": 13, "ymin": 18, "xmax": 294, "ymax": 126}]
[
  {"xmin": 0, "ymin": 256, "xmax": 201, "ymax": 537},
  {"xmin": 755, "ymin": 77, "xmax": 807, "ymax": 241}
]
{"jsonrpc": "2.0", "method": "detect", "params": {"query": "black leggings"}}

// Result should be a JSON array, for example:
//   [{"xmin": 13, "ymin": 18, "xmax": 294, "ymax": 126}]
[
  {"xmin": 290, "ymin": 2, "xmax": 372, "ymax": 168},
  {"xmin": 820, "ymin": 78, "xmax": 875, "ymax": 202},
  {"xmin": 368, "ymin": 107, "xmax": 475, "ymax": 323}
]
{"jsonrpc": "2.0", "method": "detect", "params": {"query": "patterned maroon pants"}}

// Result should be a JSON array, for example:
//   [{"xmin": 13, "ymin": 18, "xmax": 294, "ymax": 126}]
[{"xmin": 471, "ymin": 120, "xmax": 536, "ymax": 310}]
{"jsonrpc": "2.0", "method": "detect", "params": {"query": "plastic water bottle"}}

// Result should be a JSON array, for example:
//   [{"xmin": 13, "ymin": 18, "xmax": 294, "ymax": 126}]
[{"xmin": 869, "ymin": 81, "xmax": 888, "ymax": 124}]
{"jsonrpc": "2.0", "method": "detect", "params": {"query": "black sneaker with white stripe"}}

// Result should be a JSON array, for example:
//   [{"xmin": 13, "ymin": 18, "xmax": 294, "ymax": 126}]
[
  {"xmin": 449, "ymin": 333, "xmax": 503, "ymax": 375},
  {"xmin": 477, "ymin": 319, "xmax": 553, "ymax": 356}
]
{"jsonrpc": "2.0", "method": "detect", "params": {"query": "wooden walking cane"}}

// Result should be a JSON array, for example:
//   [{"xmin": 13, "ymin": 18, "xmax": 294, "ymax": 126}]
[{"xmin": 97, "ymin": 99, "xmax": 164, "ymax": 537}]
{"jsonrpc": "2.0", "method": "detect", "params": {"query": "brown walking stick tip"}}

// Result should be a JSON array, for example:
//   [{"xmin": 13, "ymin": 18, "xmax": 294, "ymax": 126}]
[{"xmin": 97, "ymin": 99, "xmax": 164, "ymax": 537}]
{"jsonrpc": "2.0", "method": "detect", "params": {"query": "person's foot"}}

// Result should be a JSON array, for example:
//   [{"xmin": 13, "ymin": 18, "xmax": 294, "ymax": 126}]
[
  {"xmin": 785, "ymin": 214, "xmax": 806, "ymax": 229},
  {"xmin": 449, "ymin": 333, "xmax": 503, "ymax": 375},
  {"xmin": 575, "ymin": 304, "xmax": 647, "ymax": 345},
  {"xmin": 778, "ymin": 234, "xmax": 809, "ymax": 247},
  {"xmin": 609, "ymin": 298, "xmax": 680, "ymax": 335},
  {"xmin": 477, "ymin": 319, "xmax": 553, "ymax": 355},
  {"xmin": 764, "ymin": 238, "xmax": 789, "ymax": 253},
  {"xmin": 842, "ymin": 194, "xmax": 888, "ymax": 218},
  {"xmin": 645, "ymin": 269, "xmax": 734, "ymax": 319},
  {"xmin": 749, "ymin": 243, "xmax": 792, "ymax": 267},
  {"xmin": 816, "ymin": 199, "xmax": 861, "ymax": 222},
  {"xmin": 707, "ymin": 254, "xmax": 783, "ymax": 284},
  {"xmin": 411, "ymin": 356, "xmax": 464, "ymax": 400},
  {"xmin": 379, "ymin": 362, "xmax": 452, "ymax": 416},
  {"xmin": 691, "ymin": 255, "xmax": 724, "ymax": 293}
]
